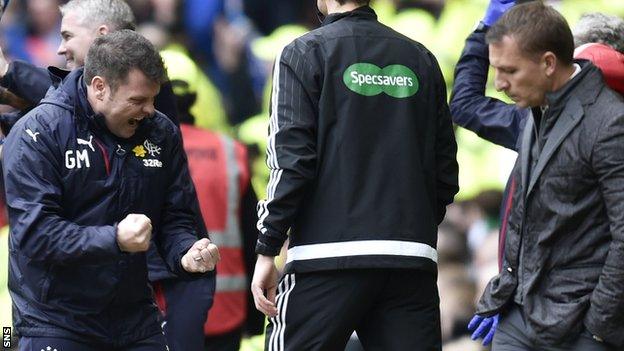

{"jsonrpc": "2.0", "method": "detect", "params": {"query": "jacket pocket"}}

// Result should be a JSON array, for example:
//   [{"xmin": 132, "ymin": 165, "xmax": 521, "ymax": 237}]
[
  {"xmin": 543, "ymin": 265, "xmax": 601, "ymax": 304},
  {"xmin": 39, "ymin": 265, "xmax": 55, "ymax": 303}
]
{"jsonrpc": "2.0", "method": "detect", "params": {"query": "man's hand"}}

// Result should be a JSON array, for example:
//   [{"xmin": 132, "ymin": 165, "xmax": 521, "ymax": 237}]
[
  {"xmin": 0, "ymin": 87, "xmax": 31, "ymax": 110},
  {"xmin": 482, "ymin": 0, "xmax": 515, "ymax": 27},
  {"xmin": 116, "ymin": 214, "xmax": 152, "ymax": 252},
  {"xmin": 468, "ymin": 314, "xmax": 499, "ymax": 345},
  {"xmin": 251, "ymin": 255, "xmax": 279, "ymax": 317},
  {"xmin": 181, "ymin": 238, "xmax": 220, "ymax": 273}
]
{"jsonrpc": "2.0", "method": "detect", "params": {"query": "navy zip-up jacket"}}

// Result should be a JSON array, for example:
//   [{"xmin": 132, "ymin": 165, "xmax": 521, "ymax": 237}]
[{"xmin": 3, "ymin": 69, "xmax": 200, "ymax": 345}]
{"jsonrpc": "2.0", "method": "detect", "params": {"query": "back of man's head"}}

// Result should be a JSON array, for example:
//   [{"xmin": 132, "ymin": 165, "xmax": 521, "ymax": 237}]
[
  {"xmin": 573, "ymin": 13, "xmax": 624, "ymax": 54},
  {"xmin": 84, "ymin": 30, "xmax": 166, "ymax": 92},
  {"xmin": 486, "ymin": 1, "xmax": 574, "ymax": 66},
  {"xmin": 60, "ymin": 0, "xmax": 136, "ymax": 32}
]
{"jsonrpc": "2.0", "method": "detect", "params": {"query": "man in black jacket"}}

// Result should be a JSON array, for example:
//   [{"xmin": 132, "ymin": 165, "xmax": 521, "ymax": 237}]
[
  {"xmin": 469, "ymin": 2, "xmax": 624, "ymax": 350},
  {"xmin": 250, "ymin": 0, "xmax": 459, "ymax": 350}
]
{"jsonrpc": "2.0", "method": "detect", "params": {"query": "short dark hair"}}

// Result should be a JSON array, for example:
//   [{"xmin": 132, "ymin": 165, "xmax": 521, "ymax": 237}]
[
  {"xmin": 486, "ymin": 1, "xmax": 574, "ymax": 65},
  {"xmin": 84, "ymin": 30, "xmax": 167, "ymax": 92}
]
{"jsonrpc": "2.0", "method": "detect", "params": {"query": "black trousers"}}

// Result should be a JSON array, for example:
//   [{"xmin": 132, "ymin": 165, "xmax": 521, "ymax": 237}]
[
  {"xmin": 19, "ymin": 333, "xmax": 168, "ymax": 351},
  {"xmin": 264, "ymin": 269, "xmax": 441, "ymax": 351},
  {"xmin": 204, "ymin": 328, "xmax": 242, "ymax": 351},
  {"xmin": 159, "ymin": 276, "xmax": 216, "ymax": 351},
  {"xmin": 493, "ymin": 304, "xmax": 615, "ymax": 351}
]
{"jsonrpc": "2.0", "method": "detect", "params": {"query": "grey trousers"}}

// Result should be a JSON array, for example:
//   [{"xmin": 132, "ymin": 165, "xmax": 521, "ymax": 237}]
[{"xmin": 492, "ymin": 305, "xmax": 614, "ymax": 351}]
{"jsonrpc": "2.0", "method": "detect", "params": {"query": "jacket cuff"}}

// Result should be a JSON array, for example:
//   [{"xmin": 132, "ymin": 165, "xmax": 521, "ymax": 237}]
[
  {"xmin": 584, "ymin": 305, "xmax": 619, "ymax": 347},
  {"xmin": 106, "ymin": 224, "xmax": 123, "ymax": 254},
  {"xmin": 255, "ymin": 236, "xmax": 283, "ymax": 256},
  {"xmin": 0, "ymin": 61, "xmax": 15, "ymax": 88}
]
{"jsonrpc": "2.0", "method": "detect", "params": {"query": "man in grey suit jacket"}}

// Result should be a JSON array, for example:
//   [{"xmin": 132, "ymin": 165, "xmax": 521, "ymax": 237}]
[{"xmin": 469, "ymin": 2, "xmax": 624, "ymax": 350}]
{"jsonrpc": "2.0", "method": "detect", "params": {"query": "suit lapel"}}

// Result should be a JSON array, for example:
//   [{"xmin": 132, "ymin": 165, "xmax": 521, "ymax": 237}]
[
  {"xmin": 520, "ymin": 114, "xmax": 534, "ymax": 200},
  {"xmin": 526, "ymin": 97, "xmax": 584, "ymax": 197}
]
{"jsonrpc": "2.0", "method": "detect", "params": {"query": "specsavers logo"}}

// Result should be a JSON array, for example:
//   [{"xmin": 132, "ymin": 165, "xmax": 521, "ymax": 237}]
[{"xmin": 343, "ymin": 63, "xmax": 419, "ymax": 98}]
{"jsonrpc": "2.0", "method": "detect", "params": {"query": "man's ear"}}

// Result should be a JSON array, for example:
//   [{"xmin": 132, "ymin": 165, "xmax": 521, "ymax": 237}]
[
  {"xmin": 91, "ymin": 76, "xmax": 107, "ymax": 100},
  {"xmin": 542, "ymin": 51, "xmax": 557, "ymax": 77},
  {"xmin": 97, "ymin": 25, "xmax": 110, "ymax": 36}
]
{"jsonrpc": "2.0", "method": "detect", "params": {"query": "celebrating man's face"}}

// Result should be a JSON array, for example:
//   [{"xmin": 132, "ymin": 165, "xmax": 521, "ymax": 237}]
[{"xmin": 93, "ymin": 69, "xmax": 160, "ymax": 139}]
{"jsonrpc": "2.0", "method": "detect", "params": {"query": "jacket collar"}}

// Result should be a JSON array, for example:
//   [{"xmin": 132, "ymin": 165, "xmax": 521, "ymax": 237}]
[
  {"xmin": 322, "ymin": 5, "xmax": 377, "ymax": 27},
  {"xmin": 544, "ymin": 60, "xmax": 602, "ymax": 108}
]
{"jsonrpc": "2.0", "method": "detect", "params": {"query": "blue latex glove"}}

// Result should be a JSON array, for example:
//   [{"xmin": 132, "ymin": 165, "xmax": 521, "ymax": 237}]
[
  {"xmin": 468, "ymin": 314, "xmax": 499, "ymax": 346},
  {"xmin": 482, "ymin": 0, "xmax": 516, "ymax": 26}
]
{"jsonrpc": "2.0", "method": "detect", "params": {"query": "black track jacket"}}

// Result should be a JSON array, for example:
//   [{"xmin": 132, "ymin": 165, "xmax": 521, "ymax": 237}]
[{"xmin": 255, "ymin": 6, "xmax": 458, "ymax": 273}]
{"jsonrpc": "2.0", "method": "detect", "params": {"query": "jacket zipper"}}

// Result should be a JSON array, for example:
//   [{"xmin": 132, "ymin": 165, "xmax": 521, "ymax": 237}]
[{"xmin": 93, "ymin": 138, "xmax": 111, "ymax": 176}]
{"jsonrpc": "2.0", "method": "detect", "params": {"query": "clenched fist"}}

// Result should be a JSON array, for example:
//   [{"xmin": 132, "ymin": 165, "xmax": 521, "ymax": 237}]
[
  {"xmin": 116, "ymin": 214, "xmax": 152, "ymax": 252},
  {"xmin": 181, "ymin": 238, "xmax": 220, "ymax": 273}
]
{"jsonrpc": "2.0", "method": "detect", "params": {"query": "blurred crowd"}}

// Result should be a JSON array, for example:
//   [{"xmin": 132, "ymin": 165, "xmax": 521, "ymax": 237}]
[{"xmin": 0, "ymin": 0, "xmax": 622, "ymax": 350}]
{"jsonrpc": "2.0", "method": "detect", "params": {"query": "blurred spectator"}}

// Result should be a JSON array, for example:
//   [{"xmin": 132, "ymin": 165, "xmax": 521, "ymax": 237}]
[
  {"xmin": 182, "ymin": 0, "xmax": 262, "ymax": 125},
  {"xmin": 139, "ymin": 24, "xmax": 231, "ymax": 134},
  {"xmin": 466, "ymin": 189, "xmax": 502, "ymax": 253},
  {"xmin": 127, "ymin": 0, "xmax": 177, "ymax": 28},
  {"xmin": 395, "ymin": 0, "xmax": 446, "ymax": 19},
  {"xmin": 157, "ymin": 49, "xmax": 264, "ymax": 351},
  {"xmin": 438, "ymin": 264, "xmax": 476, "ymax": 342},
  {"xmin": 24, "ymin": 0, "xmax": 63, "ymax": 67},
  {"xmin": 471, "ymin": 230, "xmax": 499, "ymax": 301},
  {"xmin": 437, "ymin": 222, "xmax": 469, "ymax": 265},
  {"xmin": 242, "ymin": 0, "xmax": 315, "ymax": 36},
  {"xmin": 572, "ymin": 12, "xmax": 624, "ymax": 53}
]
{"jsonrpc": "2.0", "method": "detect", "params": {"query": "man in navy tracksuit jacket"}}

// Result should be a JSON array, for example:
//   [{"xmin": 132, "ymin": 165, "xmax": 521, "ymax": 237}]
[
  {"xmin": 250, "ymin": 1, "xmax": 459, "ymax": 350},
  {"xmin": 2, "ymin": 31, "xmax": 219, "ymax": 351},
  {"xmin": 0, "ymin": 2, "xmax": 216, "ymax": 350}
]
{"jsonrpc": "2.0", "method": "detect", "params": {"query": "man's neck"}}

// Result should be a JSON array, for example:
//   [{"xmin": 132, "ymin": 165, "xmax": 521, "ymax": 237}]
[
  {"xmin": 326, "ymin": 1, "xmax": 364, "ymax": 15},
  {"xmin": 550, "ymin": 64, "xmax": 578, "ymax": 93},
  {"xmin": 539, "ymin": 64, "xmax": 578, "ymax": 108}
]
